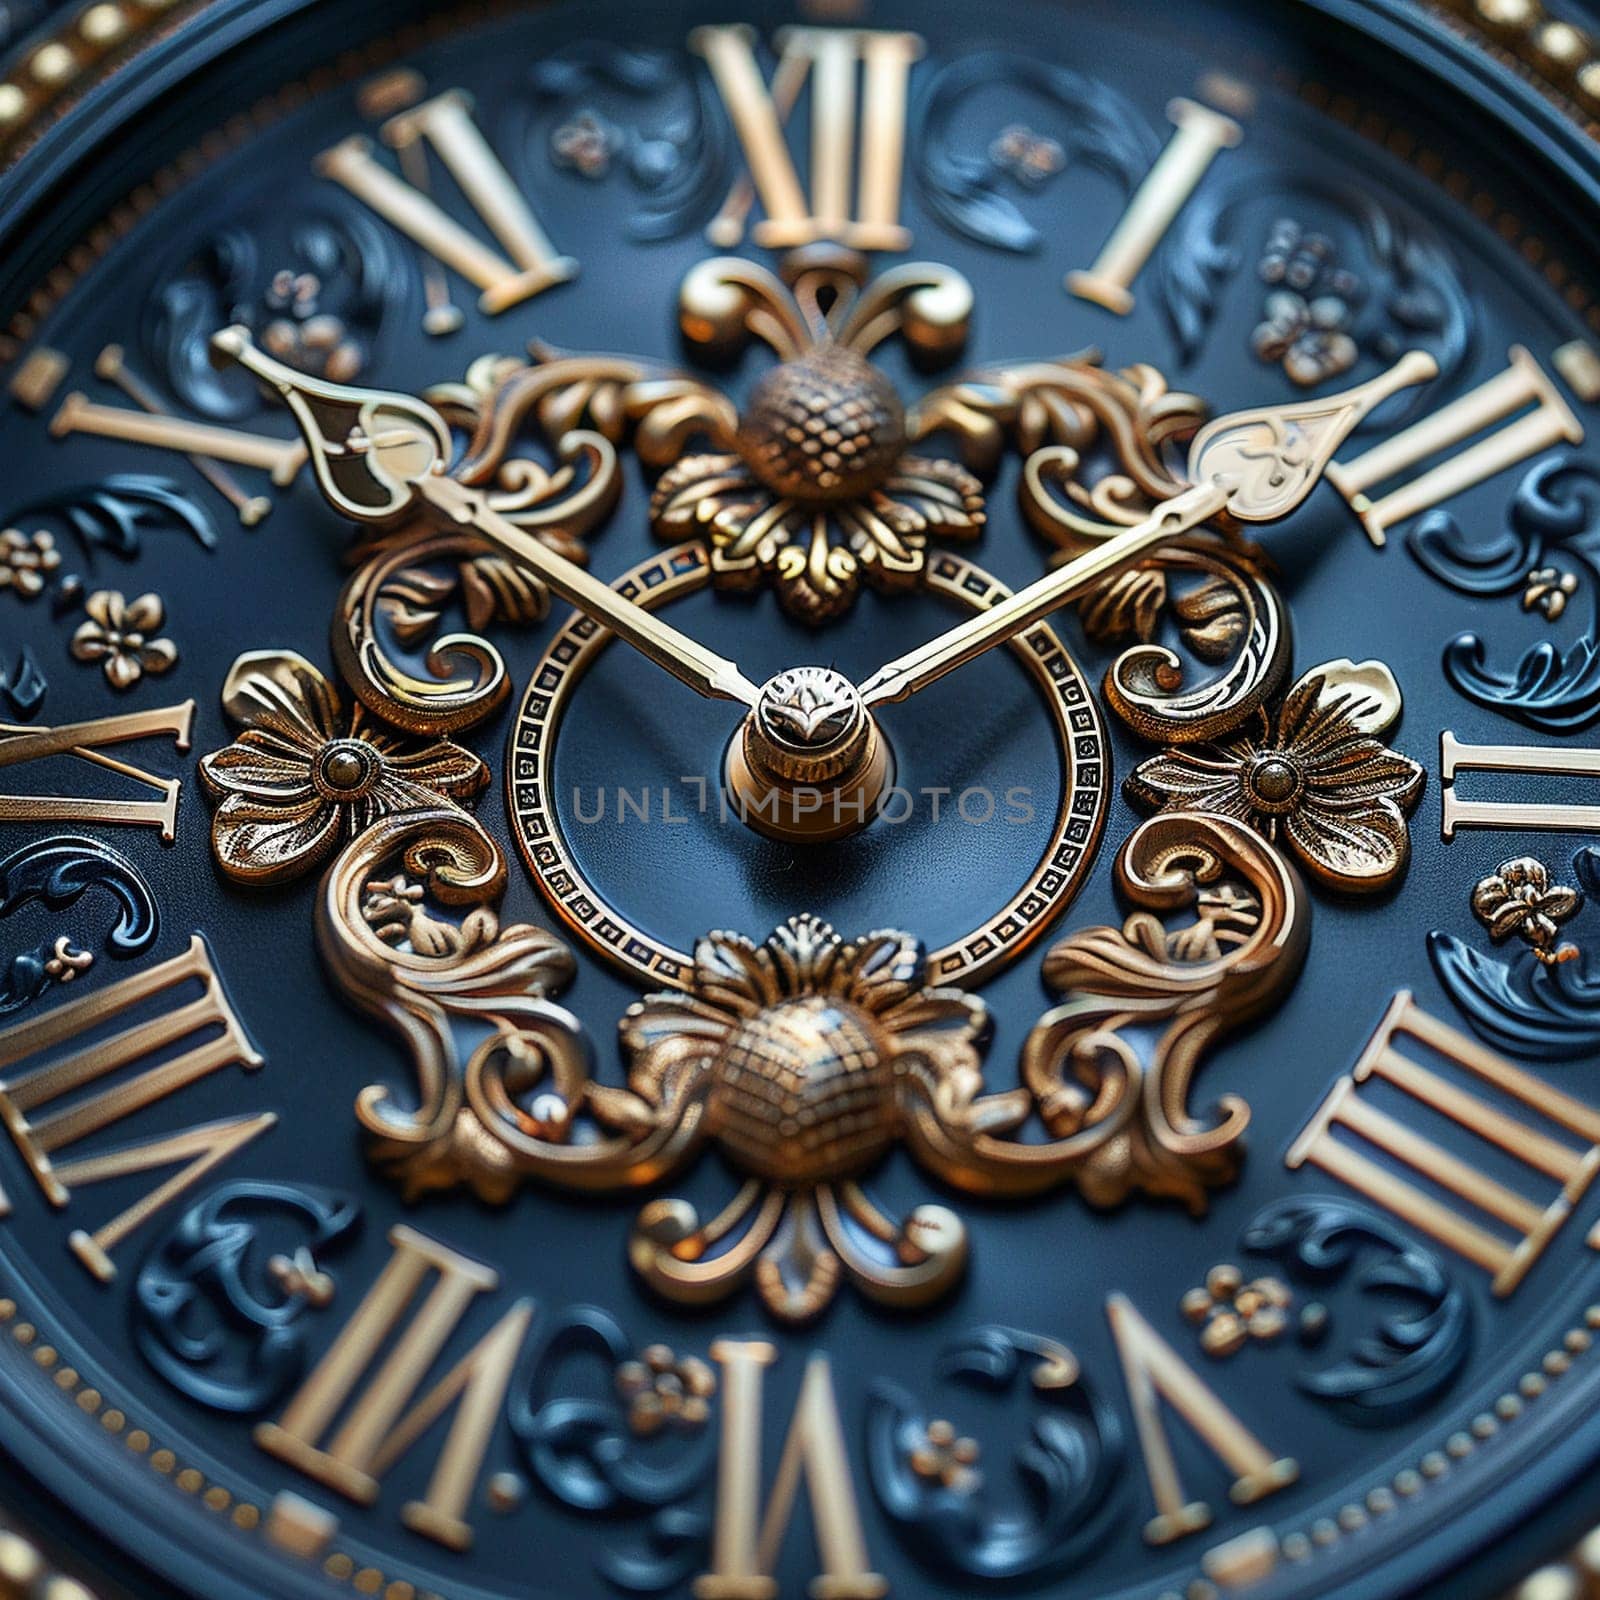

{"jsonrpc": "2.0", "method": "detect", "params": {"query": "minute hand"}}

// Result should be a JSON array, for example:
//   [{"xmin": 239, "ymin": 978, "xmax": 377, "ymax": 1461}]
[
  {"xmin": 858, "ymin": 351, "xmax": 1439, "ymax": 711},
  {"xmin": 209, "ymin": 325, "xmax": 761, "ymax": 709}
]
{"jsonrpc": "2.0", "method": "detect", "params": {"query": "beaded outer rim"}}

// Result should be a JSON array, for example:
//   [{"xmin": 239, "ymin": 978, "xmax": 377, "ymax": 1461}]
[{"xmin": 0, "ymin": 1, "xmax": 1595, "ymax": 1598}]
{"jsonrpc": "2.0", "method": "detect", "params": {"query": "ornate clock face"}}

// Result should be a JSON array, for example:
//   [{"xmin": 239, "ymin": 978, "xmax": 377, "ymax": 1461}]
[{"xmin": 6, "ymin": 1, "xmax": 1600, "ymax": 1597}]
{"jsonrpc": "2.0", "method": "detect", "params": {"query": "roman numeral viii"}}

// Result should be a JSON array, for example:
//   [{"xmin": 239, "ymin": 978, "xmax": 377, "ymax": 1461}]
[
  {"xmin": 0, "ymin": 936, "xmax": 269, "ymax": 1281},
  {"xmin": 256, "ymin": 1226, "xmax": 533, "ymax": 1552},
  {"xmin": 1289, "ymin": 991, "xmax": 1600, "ymax": 1294}
]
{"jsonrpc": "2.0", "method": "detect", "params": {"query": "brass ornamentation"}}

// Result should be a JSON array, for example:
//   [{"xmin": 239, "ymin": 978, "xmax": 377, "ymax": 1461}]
[
  {"xmin": 1471, "ymin": 856, "xmax": 1582, "ymax": 966},
  {"xmin": 865, "ymin": 354, "xmax": 1435, "ymax": 720},
  {"xmin": 1126, "ymin": 658, "xmax": 1425, "ymax": 895},
  {"xmin": 905, "ymin": 1419, "xmax": 984, "ymax": 1496},
  {"xmin": 200, "ymin": 651, "xmax": 490, "ymax": 889},
  {"xmin": 334, "ymin": 353, "xmax": 623, "ymax": 735},
  {"xmin": 0, "ymin": 528, "xmax": 62, "ymax": 597},
  {"xmin": 1004, "ymin": 811, "xmax": 1308, "ymax": 1212},
  {"xmin": 68, "ymin": 590, "xmax": 178, "ymax": 691},
  {"xmin": 372, "ymin": 811, "xmax": 1304, "ymax": 1318},
  {"xmin": 650, "ymin": 247, "xmax": 985, "ymax": 620},
  {"xmin": 914, "ymin": 354, "xmax": 1291, "ymax": 741},
  {"xmin": 316, "ymin": 808, "xmax": 581, "ymax": 1203},
  {"xmin": 615, "ymin": 1345, "xmax": 717, "ymax": 1437},
  {"xmin": 620, "ymin": 913, "xmax": 983, "ymax": 1323}
]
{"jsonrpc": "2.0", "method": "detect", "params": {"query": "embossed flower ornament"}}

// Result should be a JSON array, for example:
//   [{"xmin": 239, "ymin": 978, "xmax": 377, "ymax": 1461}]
[
  {"xmin": 70, "ymin": 590, "xmax": 178, "ymax": 690},
  {"xmin": 199, "ymin": 650, "xmax": 488, "ymax": 885},
  {"xmin": 650, "ymin": 247, "xmax": 985, "ymax": 622},
  {"xmin": 623, "ymin": 913, "xmax": 986, "ymax": 1323},
  {"xmin": 1126, "ymin": 659, "xmax": 1424, "ymax": 893},
  {"xmin": 1471, "ymin": 856, "xmax": 1581, "ymax": 965}
]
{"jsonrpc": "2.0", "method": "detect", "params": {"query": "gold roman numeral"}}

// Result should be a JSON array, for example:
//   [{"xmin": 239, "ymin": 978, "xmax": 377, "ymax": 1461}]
[
  {"xmin": 1441, "ymin": 731, "xmax": 1600, "ymax": 837},
  {"xmin": 1067, "ymin": 98, "xmax": 1243, "ymax": 314},
  {"xmin": 697, "ymin": 1339, "xmax": 884, "ymax": 1600},
  {"xmin": 318, "ymin": 90, "xmax": 577, "ymax": 318},
  {"xmin": 0, "ymin": 935, "xmax": 269, "ymax": 1281},
  {"xmin": 1325, "ymin": 346, "xmax": 1583, "ymax": 547},
  {"xmin": 50, "ymin": 346, "xmax": 306, "ymax": 526},
  {"xmin": 694, "ymin": 24, "xmax": 923, "ymax": 252},
  {"xmin": 0, "ymin": 702, "xmax": 194, "ymax": 841},
  {"xmin": 256, "ymin": 1226, "xmax": 533, "ymax": 1552},
  {"xmin": 1288, "ymin": 991, "xmax": 1600, "ymax": 1294},
  {"xmin": 1106, "ymin": 1294, "xmax": 1297, "ymax": 1546}
]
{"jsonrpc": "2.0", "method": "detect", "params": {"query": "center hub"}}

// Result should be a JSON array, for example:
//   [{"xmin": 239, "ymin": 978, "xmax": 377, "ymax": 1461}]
[{"xmin": 726, "ymin": 667, "xmax": 893, "ymax": 844}]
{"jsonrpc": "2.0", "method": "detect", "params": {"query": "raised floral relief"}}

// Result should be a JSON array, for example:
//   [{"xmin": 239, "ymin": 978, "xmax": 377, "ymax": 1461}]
[
  {"xmin": 313, "ymin": 811, "xmax": 1308, "ymax": 1322},
  {"xmin": 199, "ymin": 650, "xmax": 488, "ymax": 886},
  {"xmin": 1471, "ymin": 856, "xmax": 1581, "ymax": 966},
  {"xmin": 69, "ymin": 589, "xmax": 178, "ymax": 691},
  {"xmin": 1250, "ymin": 219, "xmax": 1364, "ymax": 387},
  {"xmin": 650, "ymin": 249, "xmax": 986, "ymax": 621},
  {"xmin": 1161, "ymin": 178, "xmax": 1469, "ymax": 403},
  {"xmin": 915, "ymin": 352, "xmax": 1292, "ymax": 744},
  {"xmin": 1126, "ymin": 659, "xmax": 1425, "ymax": 894},
  {"xmin": 529, "ymin": 44, "xmax": 729, "ymax": 242},
  {"xmin": 1430, "ymin": 846, "xmax": 1600, "ymax": 1064}
]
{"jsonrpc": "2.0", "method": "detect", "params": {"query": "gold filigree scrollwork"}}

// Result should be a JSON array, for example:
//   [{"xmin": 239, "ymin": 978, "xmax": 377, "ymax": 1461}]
[
  {"xmin": 915, "ymin": 355, "xmax": 1291, "ymax": 744},
  {"xmin": 333, "ymin": 356, "xmax": 626, "ymax": 737},
  {"xmin": 319, "ymin": 808, "xmax": 597, "ymax": 1203},
  {"xmin": 900, "ymin": 811, "xmax": 1308, "ymax": 1213},
  {"xmin": 198, "ymin": 650, "xmax": 500, "ymax": 892},
  {"xmin": 1091, "ymin": 544, "xmax": 1291, "ymax": 745},
  {"xmin": 316, "ymin": 817, "xmax": 1300, "ymax": 1320}
]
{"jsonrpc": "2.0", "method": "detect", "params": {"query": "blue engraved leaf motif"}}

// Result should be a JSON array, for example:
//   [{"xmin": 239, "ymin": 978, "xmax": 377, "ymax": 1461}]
[
  {"xmin": 1243, "ymin": 1196, "xmax": 1471, "ymax": 1421},
  {"xmin": 1428, "ymin": 929, "xmax": 1600, "ymax": 1062},
  {"xmin": 0, "ymin": 645, "xmax": 46, "ymax": 719},
  {"xmin": 133, "ymin": 1182, "xmax": 361, "ymax": 1414},
  {"xmin": 916, "ymin": 53, "xmax": 1159, "ymax": 254},
  {"xmin": 528, "ymin": 46, "xmax": 730, "ymax": 242},
  {"xmin": 143, "ymin": 203, "xmax": 405, "ymax": 421},
  {"xmin": 510, "ymin": 1307, "xmax": 712, "ymax": 1594},
  {"xmin": 0, "ymin": 836, "xmax": 160, "ymax": 1016},
  {"xmin": 1418, "ymin": 457, "xmax": 1600, "ymax": 733},
  {"xmin": 866, "ymin": 1325, "xmax": 1123, "ymax": 1582},
  {"xmin": 8, "ymin": 474, "xmax": 217, "ymax": 559}
]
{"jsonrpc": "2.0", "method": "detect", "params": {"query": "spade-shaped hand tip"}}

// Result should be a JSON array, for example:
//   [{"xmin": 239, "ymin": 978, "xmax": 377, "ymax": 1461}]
[{"xmin": 1189, "ymin": 350, "xmax": 1440, "ymax": 524}]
